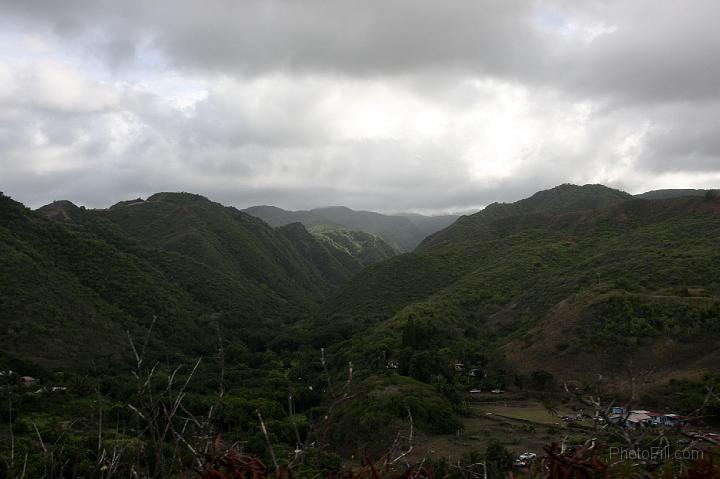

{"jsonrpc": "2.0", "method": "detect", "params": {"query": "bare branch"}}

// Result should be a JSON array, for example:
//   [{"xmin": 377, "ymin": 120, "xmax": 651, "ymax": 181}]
[{"xmin": 258, "ymin": 412, "xmax": 279, "ymax": 473}]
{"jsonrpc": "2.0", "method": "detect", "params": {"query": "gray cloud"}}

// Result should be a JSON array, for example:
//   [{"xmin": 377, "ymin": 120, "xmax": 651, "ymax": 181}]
[
  {"xmin": 2, "ymin": 1, "xmax": 542, "ymax": 76},
  {"xmin": 6, "ymin": 1, "xmax": 720, "ymax": 103},
  {"xmin": 0, "ymin": 0, "xmax": 719, "ymax": 213},
  {"xmin": 554, "ymin": 2, "xmax": 720, "ymax": 104},
  {"xmin": 638, "ymin": 101, "xmax": 720, "ymax": 173}
]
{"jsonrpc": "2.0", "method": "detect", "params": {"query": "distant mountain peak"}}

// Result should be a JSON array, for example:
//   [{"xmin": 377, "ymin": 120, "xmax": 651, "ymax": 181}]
[
  {"xmin": 146, "ymin": 192, "xmax": 210, "ymax": 205},
  {"xmin": 243, "ymin": 204, "xmax": 459, "ymax": 251},
  {"xmin": 109, "ymin": 198, "xmax": 145, "ymax": 210},
  {"xmin": 36, "ymin": 200, "xmax": 86, "ymax": 224},
  {"xmin": 312, "ymin": 206, "xmax": 354, "ymax": 213},
  {"xmin": 480, "ymin": 183, "xmax": 631, "ymax": 217},
  {"xmin": 635, "ymin": 188, "xmax": 718, "ymax": 200},
  {"xmin": 418, "ymin": 183, "xmax": 632, "ymax": 249},
  {"xmin": 527, "ymin": 182, "xmax": 629, "ymax": 199}
]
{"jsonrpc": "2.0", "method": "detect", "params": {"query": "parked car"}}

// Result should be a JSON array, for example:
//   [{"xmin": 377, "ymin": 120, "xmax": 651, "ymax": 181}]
[{"xmin": 514, "ymin": 452, "xmax": 537, "ymax": 467}]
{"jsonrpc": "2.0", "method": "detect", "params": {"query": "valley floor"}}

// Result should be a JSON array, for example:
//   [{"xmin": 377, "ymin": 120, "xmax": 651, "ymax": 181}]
[{"xmin": 404, "ymin": 398, "xmax": 580, "ymax": 462}]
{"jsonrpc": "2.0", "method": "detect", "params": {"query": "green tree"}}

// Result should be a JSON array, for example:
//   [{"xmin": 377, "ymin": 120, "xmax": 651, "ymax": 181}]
[
  {"xmin": 530, "ymin": 370, "xmax": 556, "ymax": 391},
  {"xmin": 401, "ymin": 316, "xmax": 419, "ymax": 348},
  {"xmin": 485, "ymin": 441, "xmax": 514, "ymax": 478}
]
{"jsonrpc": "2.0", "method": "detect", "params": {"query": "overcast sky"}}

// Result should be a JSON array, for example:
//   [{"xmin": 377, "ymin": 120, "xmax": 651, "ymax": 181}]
[{"xmin": 1, "ymin": 0, "xmax": 719, "ymax": 213}]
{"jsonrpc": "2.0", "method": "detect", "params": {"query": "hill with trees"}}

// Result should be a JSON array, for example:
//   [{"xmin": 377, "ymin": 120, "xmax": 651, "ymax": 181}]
[
  {"xmin": 2, "ymin": 191, "xmax": 458, "ymax": 476},
  {"xmin": 3, "ymin": 184, "xmax": 720, "ymax": 476},
  {"xmin": 320, "ymin": 184, "xmax": 720, "ymax": 391},
  {"xmin": 635, "ymin": 188, "xmax": 717, "ymax": 200},
  {"xmin": 243, "ymin": 205, "xmax": 458, "ymax": 251},
  {"xmin": 4, "ymin": 192, "xmax": 388, "ymax": 369}
]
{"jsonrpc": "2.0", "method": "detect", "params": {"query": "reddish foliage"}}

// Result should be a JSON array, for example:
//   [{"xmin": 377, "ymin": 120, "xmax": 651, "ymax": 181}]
[
  {"xmin": 196, "ymin": 450, "xmax": 268, "ymax": 479},
  {"xmin": 685, "ymin": 450, "xmax": 720, "ymax": 479}
]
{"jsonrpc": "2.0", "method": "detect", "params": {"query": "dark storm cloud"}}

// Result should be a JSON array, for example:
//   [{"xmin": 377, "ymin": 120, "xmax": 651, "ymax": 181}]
[{"xmin": 2, "ymin": 0, "xmax": 542, "ymax": 76}]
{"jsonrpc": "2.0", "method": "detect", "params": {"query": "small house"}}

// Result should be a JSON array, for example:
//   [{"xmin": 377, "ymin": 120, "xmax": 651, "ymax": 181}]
[
  {"xmin": 623, "ymin": 410, "xmax": 656, "ymax": 428},
  {"xmin": 661, "ymin": 414, "xmax": 686, "ymax": 427}
]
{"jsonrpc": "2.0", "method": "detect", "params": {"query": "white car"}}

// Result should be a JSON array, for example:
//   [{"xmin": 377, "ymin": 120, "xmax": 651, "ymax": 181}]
[{"xmin": 514, "ymin": 452, "xmax": 537, "ymax": 468}]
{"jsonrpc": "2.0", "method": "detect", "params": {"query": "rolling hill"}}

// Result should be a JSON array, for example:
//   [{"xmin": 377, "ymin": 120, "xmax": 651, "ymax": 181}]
[
  {"xmin": 320, "ymin": 184, "xmax": 720, "ymax": 392},
  {"xmin": 2, "ymin": 192, "xmax": 387, "ymax": 369},
  {"xmin": 635, "ymin": 188, "xmax": 717, "ymax": 200},
  {"xmin": 3, "ymin": 194, "xmax": 203, "ymax": 368},
  {"xmin": 4, "ymin": 183, "xmax": 720, "ymax": 467},
  {"xmin": 16, "ymin": 184, "xmax": 720, "ymax": 390}
]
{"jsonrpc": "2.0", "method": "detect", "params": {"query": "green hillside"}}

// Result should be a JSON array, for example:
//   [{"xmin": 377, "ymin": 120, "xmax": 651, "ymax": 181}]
[
  {"xmin": 321, "ymin": 185, "xmax": 720, "ymax": 389},
  {"xmin": 95, "ymin": 193, "xmax": 350, "ymax": 300},
  {"xmin": 2, "ymin": 191, "xmax": 456, "ymax": 475},
  {"xmin": 4, "ymin": 184, "xmax": 720, "ymax": 476},
  {"xmin": 276, "ymin": 222, "xmax": 364, "ymax": 285},
  {"xmin": 309, "ymin": 225, "xmax": 398, "ymax": 266},
  {"xmin": 3, "ymin": 192, "xmax": 379, "ymax": 369},
  {"xmin": 2, "ymin": 194, "xmax": 203, "ymax": 368},
  {"xmin": 419, "ymin": 183, "xmax": 632, "ymax": 249},
  {"xmin": 19, "ymin": 185, "xmax": 720, "ymax": 401},
  {"xmin": 635, "ymin": 188, "xmax": 717, "ymax": 200}
]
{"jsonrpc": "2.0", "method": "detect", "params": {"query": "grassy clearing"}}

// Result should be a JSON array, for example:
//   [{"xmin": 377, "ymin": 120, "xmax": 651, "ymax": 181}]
[
  {"xmin": 402, "ymin": 400, "xmax": 585, "ymax": 462},
  {"xmin": 476, "ymin": 402, "xmax": 566, "ymax": 426}
]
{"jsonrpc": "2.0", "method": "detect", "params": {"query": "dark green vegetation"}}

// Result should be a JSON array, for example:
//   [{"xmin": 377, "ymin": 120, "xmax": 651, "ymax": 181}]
[
  {"xmin": 4, "ymin": 192, "xmax": 382, "ymax": 368},
  {"xmin": 321, "ymin": 184, "xmax": 720, "ymax": 391},
  {"xmin": 243, "ymin": 205, "xmax": 458, "ymax": 251},
  {"xmin": 0, "ymin": 191, "xmax": 455, "ymax": 476},
  {"xmin": 635, "ymin": 188, "xmax": 718, "ymax": 200},
  {"xmin": 2, "ymin": 184, "xmax": 720, "ymax": 477},
  {"xmin": 308, "ymin": 225, "xmax": 398, "ymax": 267}
]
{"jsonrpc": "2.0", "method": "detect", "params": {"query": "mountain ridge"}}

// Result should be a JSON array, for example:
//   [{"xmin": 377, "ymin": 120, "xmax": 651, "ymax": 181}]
[
  {"xmin": 4, "ymin": 191, "xmax": 397, "ymax": 369},
  {"xmin": 320, "ymin": 185, "xmax": 720, "ymax": 391},
  {"xmin": 5, "ymin": 183, "xmax": 720, "ymax": 467},
  {"xmin": 243, "ymin": 204, "xmax": 458, "ymax": 251},
  {"xmin": 635, "ymin": 188, "xmax": 718, "ymax": 200}
]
